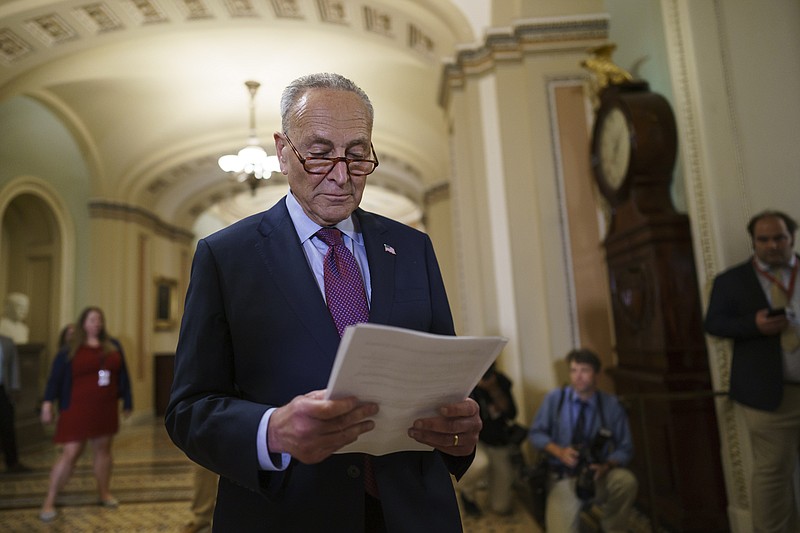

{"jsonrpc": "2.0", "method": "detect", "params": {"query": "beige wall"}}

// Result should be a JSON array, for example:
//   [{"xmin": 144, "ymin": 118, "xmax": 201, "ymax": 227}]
[
  {"xmin": 424, "ymin": 186, "xmax": 462, "ymax": 333},
  {"xmin": 552, "ymin": 83, "xmax": 615, "ymax": 392},
  {"xmin": 441, "ymin": 14, "xmax": 612, "ymax": 427},
  {"xmin": 492, "ymin": 0, "xmax": 604, "ymax": 24},
  {"xmin": 86, "ymin": 208, "xmax": 191, "ymax": 416}
]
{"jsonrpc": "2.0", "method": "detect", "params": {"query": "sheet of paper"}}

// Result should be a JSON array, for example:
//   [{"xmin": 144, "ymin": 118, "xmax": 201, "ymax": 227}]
[{"xmin": 324, "ymin": 323, "xmax": 507, "ymax": 456}]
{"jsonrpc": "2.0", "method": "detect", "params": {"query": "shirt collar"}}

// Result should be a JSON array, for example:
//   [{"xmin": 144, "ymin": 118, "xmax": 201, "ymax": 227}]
[
  {"xmin": 285, "ymin": 191, "xmax": 361, "ymax": 244},
  {"xmin": 754, "ymin": 254, "xmax": 797, "ymax": 275},
  {"xmin": 570, "ymin": 388, "xmax": 596, "ymax": 406}
]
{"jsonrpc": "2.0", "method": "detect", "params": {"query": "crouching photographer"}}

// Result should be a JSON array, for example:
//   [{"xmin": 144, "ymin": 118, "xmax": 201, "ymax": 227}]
[
  {"xmin": 530, "ymin": 349, "xmax": 638, "ymax": 533},
  {"xmin": 458, "ymin": 363, "xmax": 523, "ymax": 517}
]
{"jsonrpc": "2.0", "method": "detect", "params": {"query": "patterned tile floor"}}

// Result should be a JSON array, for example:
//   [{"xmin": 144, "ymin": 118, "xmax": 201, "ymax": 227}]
[{"xmin": 0, "ymin": 416, "xmax": 541, "ymax": 532}]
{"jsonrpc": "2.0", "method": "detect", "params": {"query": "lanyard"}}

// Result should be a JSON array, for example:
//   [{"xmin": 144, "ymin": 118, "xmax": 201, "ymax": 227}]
[{"xmin": 753, "ymin": 258, "xmax": 798, "ymax": 300}]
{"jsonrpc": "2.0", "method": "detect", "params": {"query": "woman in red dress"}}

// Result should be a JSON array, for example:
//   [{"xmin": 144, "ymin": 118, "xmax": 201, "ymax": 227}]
[{"xmin": 39, "ymin": 306, "xmax": 133, "ymax": 522}]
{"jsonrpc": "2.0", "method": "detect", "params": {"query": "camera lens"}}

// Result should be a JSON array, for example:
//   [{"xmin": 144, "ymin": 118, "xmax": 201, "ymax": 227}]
[{"xmin": 575, "ymin": 463, "xmax": 595, "ymax": 500}]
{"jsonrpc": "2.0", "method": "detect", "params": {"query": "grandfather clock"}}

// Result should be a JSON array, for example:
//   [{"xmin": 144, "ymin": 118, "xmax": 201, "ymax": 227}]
[{"xmin": 590, "ymin": 80, "xmax": 728, "ymax": 532}]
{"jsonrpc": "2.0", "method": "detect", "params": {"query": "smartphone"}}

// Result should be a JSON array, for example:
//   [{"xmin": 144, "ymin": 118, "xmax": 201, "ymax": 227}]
[{"xmin": 767, "ymin": 308, "xmax": 786, "ymax": 317}]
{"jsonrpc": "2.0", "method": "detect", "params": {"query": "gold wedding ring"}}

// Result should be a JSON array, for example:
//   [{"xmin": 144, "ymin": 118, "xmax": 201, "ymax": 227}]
[{"xmin": 453, "ymin": 434, "xmax": 459, "ymax": 447}]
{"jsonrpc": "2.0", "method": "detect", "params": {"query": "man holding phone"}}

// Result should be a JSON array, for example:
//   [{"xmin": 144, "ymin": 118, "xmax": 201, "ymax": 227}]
[{"xmin": 705, "ymin": 210, "xmax": 800, "ymax": 533}]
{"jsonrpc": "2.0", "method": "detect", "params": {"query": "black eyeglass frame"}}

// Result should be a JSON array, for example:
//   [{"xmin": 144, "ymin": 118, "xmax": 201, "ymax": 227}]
[{"xmin": 282, "ymin": 134, "xmax": 380, "ymax": 177}]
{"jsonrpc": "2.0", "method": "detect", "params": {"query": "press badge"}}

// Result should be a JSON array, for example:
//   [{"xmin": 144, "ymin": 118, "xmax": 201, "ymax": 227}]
[{"xmin": 98, "ymin": 369, "xmax": 111, "ymax": 387}]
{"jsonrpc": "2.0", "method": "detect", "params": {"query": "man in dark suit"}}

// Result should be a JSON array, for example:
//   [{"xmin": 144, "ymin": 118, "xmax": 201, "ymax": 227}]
[
  {"xmin": 705, "ymin": 210, "xmax": 800, "ymax": 533},
  {"xmin": 165, "ymin": 73, "xmax": 481, "ymax": 532},
  {"xmin": 0, "ymin": 333, "xmax": 30, "ymax": 473}
]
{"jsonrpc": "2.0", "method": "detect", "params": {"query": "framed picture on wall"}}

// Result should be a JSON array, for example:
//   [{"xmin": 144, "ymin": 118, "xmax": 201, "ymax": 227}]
[{"xmin": 154, "ymin": 277, "xmax": 178, "ymax": 331}]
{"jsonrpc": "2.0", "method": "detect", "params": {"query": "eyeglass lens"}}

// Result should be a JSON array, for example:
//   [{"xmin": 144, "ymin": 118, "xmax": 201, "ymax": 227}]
[
  {"xmin": 303, "ymin": 158, "xmax": 376, "ymax": 175},
  {"xmin": 284, "ymin": 134, "xmax": 378, "ymax": 176}
]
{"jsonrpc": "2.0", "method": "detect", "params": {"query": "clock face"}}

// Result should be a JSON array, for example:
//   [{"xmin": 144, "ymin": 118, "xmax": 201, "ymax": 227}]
[
  {"xmin": 598, "ymin": 106, "xmax": 632, "ymax": 191},
  {"xmin": 590, "ymin": 83, "xmax": 678, "ymax": 212}
]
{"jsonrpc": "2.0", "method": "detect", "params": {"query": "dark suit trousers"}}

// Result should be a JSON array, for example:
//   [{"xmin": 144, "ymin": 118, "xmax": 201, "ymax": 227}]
[
  {"xmin": 0, "ymin": 385, "xmax": 20, "ymax": 466},
  {"xmin": 739, "ymin": 384, "xmax": 800, "ymax": 532}
]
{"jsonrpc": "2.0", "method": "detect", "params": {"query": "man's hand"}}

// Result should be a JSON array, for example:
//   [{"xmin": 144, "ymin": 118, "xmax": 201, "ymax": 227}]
[
  {"xmin": 268, "ymin": 390, "xmax": 378, "ymax": 464},
  {"xmin": 756, "ymin": 308, "xmax": 789, "ymax": 336},
  {"xmin": 546, "ymin": 443, "xmax": 580, "ymax": 469},
  {"xmin": 590, "ymin": 461, "xmax": 614, "ymax": 480},
  {"xmin": 407, "ymin": 397, "xmax": 481, "ymax": 456}
]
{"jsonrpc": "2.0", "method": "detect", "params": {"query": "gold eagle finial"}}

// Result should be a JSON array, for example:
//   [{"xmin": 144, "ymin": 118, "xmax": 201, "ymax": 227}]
[{"xmin": 581, "ymin": 43, "xmax": 634, "ymax": 93}]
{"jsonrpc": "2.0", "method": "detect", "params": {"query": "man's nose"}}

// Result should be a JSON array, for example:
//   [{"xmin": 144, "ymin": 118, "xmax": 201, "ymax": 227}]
[{"xmin": 327, "ymin": 159, "xmax": 350, "ymax": 183}]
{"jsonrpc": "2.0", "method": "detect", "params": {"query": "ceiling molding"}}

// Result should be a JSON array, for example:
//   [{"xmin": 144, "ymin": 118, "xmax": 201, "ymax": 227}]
[
  {"xmin": 89, "ymin": 199, "xmax": 194, "ymax": 242},
  {"xmin": 1, "ymin": 0, "xmax": 474, "ymax": 231},
  {"xmin": 439, "ymin": 13, "xmax": 609, "ymax": 107}
]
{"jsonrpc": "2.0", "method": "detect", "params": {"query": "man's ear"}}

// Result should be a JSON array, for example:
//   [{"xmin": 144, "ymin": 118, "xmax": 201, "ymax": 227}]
[{"xmin": 273, "ymin": 133, "xmax": 288, "ymax": 174}]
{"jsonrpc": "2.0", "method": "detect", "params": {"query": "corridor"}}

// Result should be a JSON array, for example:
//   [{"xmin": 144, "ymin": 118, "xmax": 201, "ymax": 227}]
[{"xmin": 0, "ymin": 416, "xmax": 540, "ymax": 532}]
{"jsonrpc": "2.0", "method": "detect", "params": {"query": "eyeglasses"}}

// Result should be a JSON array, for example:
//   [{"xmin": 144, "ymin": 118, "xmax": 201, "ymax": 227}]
[{"xmin": 283, "ymin": 134, "xmax": 379, "ymax": 177}]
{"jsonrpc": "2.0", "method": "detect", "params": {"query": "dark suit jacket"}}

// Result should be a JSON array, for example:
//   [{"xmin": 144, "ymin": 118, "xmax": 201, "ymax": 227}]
[
  {"xmin": 705, "ymin": 257, "xmax": 788, "ymax": 411},
  {"xmin": 165, "ymin": 197, "xmax": 471, "ymax": 532},
  {"xmin": 0, "ymin": 335, "xmax": 20, "ymax": 391}
]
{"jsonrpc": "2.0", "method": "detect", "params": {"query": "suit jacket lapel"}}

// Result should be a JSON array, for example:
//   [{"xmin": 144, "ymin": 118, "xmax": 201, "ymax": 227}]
[
  {"xmin": 254, "ymin": 199, "xmax": 340, "ymax": 350},
  {"xmin": 252, "ymin": 203, "xmax": 397, "ymax": 347},
  {"xmin": 356, "ymin": 209, "xmax": 394, "ymax": 326}
]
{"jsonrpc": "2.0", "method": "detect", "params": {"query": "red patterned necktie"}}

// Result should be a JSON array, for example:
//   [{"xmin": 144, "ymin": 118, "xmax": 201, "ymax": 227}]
[
  {"xmin": 316, "ymin": 228, "xmax": 378, "ymax": 498},
  {"xmin": 316, "ymin": 228, "xmax": 370, "ymax": 336}
]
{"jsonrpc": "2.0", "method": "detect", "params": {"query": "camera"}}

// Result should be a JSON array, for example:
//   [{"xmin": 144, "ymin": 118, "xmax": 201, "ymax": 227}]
[{"xmin": 574, "ymin": 427, "xmax": 612, "ymax": 500}]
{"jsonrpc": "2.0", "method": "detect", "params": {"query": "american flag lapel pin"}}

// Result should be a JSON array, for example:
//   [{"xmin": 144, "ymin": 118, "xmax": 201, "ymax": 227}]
[{"xmin": 384, "ymin": 244, "xmax": 396, "ymax": 255}]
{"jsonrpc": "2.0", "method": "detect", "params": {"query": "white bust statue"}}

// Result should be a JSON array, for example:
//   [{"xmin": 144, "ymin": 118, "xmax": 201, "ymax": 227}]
[{"xmin": 0, "ymin": 292, "xmax": 30, "ymax": 344}]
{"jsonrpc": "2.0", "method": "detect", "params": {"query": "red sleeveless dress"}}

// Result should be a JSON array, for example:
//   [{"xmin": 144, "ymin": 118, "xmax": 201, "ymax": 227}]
[{"xmin": 54, "ymin": 345, "xmax": 122, "ymax": 443}]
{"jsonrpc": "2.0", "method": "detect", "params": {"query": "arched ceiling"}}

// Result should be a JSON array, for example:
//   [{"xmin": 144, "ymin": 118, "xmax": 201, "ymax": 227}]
[{"xmin": 0, "ymin": 0, "xmax": 474, "ymax": 230}]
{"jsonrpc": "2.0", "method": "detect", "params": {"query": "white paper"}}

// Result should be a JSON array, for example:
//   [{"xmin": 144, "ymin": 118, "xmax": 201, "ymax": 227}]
[{"xmin": 324, "ymin": 323, "xmax": 507, "ymax": 455}]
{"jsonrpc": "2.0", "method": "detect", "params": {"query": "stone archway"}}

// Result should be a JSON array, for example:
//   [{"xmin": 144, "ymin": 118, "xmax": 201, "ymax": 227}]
[
  {"xmin": 1, "ymin": 193, "xmax": 60, "ymax": 351},
  {"xmin": 0, "ymin": 179, "xmax": 75, "ymax": 372},
  {"xmin": 0, "ymin": 188, "xmax": 69, "ymax": 448}
]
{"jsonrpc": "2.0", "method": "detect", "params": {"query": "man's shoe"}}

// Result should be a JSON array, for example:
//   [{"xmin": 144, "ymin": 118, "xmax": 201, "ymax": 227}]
[
  {"xmin": 6, "ymin": 463, "xmax": 32, "ymax": 473},
  {"xmin": 460, "ymin": 493, "xmax": 482, "ymax": 517}
]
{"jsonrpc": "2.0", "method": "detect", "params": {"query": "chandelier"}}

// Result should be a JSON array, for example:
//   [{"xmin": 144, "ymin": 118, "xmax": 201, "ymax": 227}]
[{"xmin": 218, "ymin": 80, "xmax": 280, "ymax": 193}]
